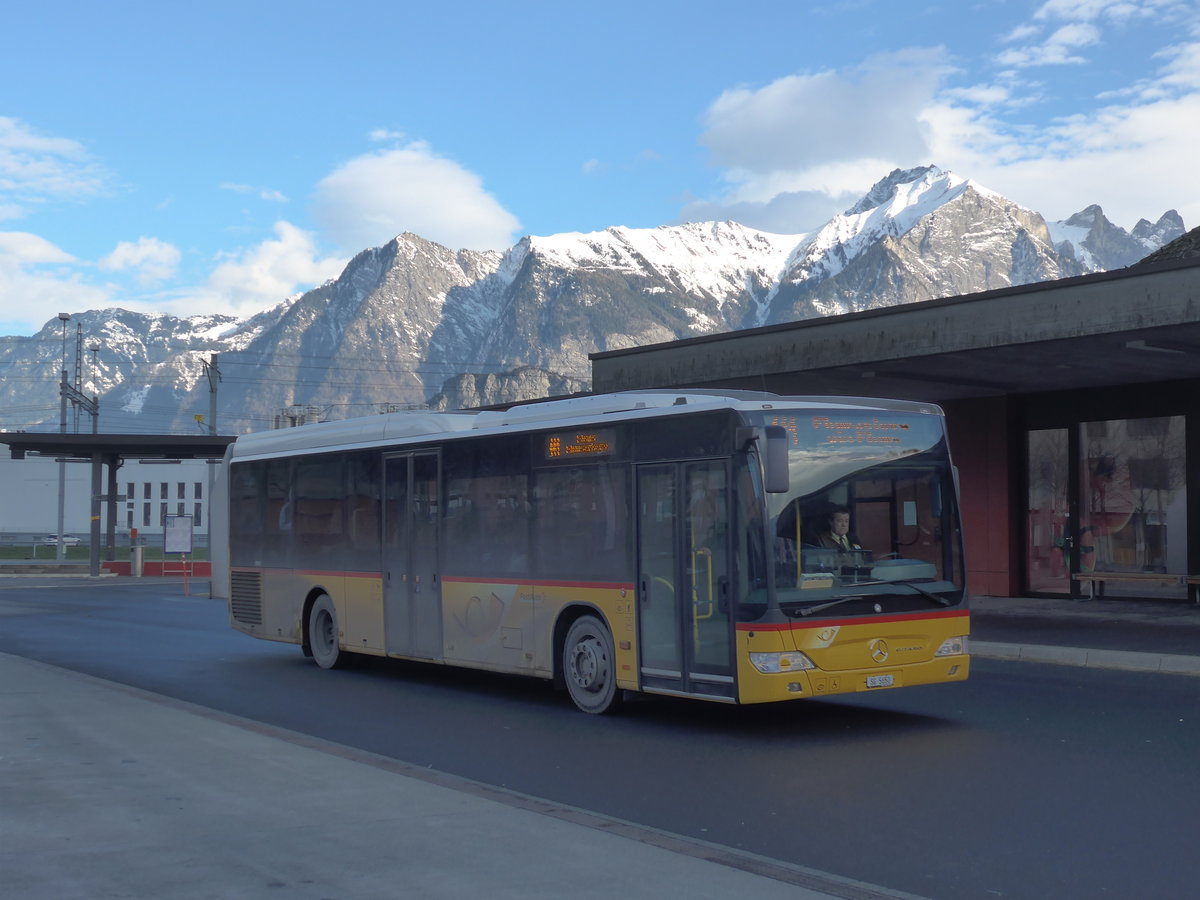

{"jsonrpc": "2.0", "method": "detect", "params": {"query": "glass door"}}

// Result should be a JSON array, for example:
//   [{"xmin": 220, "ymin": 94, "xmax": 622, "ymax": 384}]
[
  {"xmin": 383, "ymin": 451, "xmax": 442, "ymax": 659},
  {"xmin": 636, "ymin": 461, "xmax": 734, "ymax": 700}
]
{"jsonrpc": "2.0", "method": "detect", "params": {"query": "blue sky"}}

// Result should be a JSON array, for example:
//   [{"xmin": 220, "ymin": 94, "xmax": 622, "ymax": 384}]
[{"xmin": 2, "ymin": 0, "xmax": 1198, "ymax": 335}]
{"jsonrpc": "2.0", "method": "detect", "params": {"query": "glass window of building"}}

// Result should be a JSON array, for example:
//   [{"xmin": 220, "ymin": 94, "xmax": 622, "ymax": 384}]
[
  {"xmin": 1026, "ymin": 429, "xmax": 1069, "ymax": 594},
  {"xmin": 1079, "ymin": 416, "xmax": 1186, "ymax": 596}
]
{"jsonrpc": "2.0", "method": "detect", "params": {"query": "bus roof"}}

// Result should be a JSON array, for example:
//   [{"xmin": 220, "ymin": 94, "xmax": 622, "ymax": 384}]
[{"xmin": 227, "ymin": 390, "xmax": 943, "ymax": 461}]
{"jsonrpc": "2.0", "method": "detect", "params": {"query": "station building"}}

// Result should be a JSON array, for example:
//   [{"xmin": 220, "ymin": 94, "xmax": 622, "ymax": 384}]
[{"xmin": 590, "ymin": 256, "xmax": 1200, "ymax": 602}]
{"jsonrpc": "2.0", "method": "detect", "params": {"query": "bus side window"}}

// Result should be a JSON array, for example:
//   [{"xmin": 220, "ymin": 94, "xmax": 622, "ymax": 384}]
[
  {"xmin": 533, "ymin": 465, "xmax": 630, "ymax": 582},
  {"xmin": 443, "ymin": 437, "xmax": 530, "ymax": 577},
  {"xmin": 264, "ymin": 459, "xmax": 293, "ymax": 568},
  {"xmin": 346, "ymin": 452, "xmax": 381, "ymax": 570},
  {"xmin": 229, "ymin": 462, "xmax": 265, "ymax": 567},
  {"xmin": 293, "ymin": 457, "xmax": 345, "ymax": 570}
]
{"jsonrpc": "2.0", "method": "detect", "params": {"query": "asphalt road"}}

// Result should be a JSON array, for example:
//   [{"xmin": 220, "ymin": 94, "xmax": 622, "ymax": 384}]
[{"xmin": 3, "ymin": 579, "xmax": 1198, "ymax": 900}]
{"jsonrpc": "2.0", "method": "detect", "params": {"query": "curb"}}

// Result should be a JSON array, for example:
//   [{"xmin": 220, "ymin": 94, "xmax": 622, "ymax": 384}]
[{"xmin": 973, "ymin": 640, "xmax": 1200, "ymax": 676}]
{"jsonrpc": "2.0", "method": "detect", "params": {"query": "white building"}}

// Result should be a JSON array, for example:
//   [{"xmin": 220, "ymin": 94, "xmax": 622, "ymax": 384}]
[{"xmin": 0, "ymin": 455, "xmax": 216, "ymax": 544}]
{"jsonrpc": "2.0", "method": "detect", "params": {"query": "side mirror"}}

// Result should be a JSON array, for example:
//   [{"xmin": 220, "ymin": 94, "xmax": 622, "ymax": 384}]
[
  {"xmin": 739, "ymin": 426, "xmax": 790, "ymax": 494},
  {"xmin": 763, "ymin": 425, "xmax": 790, "ymax": 493}
]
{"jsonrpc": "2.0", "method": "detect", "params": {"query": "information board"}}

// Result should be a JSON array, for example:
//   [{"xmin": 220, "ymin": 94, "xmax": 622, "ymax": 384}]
[{"xmin": 163, "ymin": 514, "xmax": 194, "ymax": 554}]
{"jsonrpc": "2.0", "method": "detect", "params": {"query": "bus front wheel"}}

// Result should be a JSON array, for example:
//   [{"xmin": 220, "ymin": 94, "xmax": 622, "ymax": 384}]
[
  {"xmin": 562, "ymin": 615, "xmax": 621, "ymax": 714},
  {"xmin": 308, "ymin": 594, "xmax": 346, "ymax": 669}
]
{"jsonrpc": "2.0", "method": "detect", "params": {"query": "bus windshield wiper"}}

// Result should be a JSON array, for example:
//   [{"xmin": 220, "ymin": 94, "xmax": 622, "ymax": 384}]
[
  {"xmin": 872, "ymin": 579, "xmax": 953, "ymax": 607},
  {"xmin": 791, "ymin": 594, "xmax": 866, "ymax": 617},
  {"xmin": 789, "ymin": 580, "xmax": 952, "ymax": 617}
]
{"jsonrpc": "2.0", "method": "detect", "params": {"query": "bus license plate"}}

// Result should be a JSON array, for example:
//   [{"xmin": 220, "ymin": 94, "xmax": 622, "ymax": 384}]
[{"xmin": 866, "ymin": 674, "xmax": 894, "ymax": 688}]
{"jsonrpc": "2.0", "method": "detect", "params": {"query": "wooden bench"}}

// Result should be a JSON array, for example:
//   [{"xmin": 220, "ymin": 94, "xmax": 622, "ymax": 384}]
[{"xmin": 1074, "ymin": 572, "xmax": 1200, "ymax": 604}]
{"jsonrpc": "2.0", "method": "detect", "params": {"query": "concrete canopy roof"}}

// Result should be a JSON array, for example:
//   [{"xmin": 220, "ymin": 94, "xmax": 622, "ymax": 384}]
[
  {"xmin": 590, "ymin": 257, "xmax": 1200, "ymax": 404},
  {"xmin": 0, "ymin": 433, "xmax": 236, "ymax": 461}
]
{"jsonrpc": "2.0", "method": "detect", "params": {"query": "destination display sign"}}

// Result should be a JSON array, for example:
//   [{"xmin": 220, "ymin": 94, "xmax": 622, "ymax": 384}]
[
  {"xmin": 771, "ymin": 414, "xmax": 911, "ymax": 446},
  {"xmin": 544, "ymin": 428, "xmax": 616, "ymax": 461}
]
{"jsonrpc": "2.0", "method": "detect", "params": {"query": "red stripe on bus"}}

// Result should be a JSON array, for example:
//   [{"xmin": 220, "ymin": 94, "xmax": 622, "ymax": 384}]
[
  {"xmin": 441, "ymin": 575, "xmax": 635, "ymax": 590},
  {"xmin": 305, "ymin": 570, "xmax": 381, "ymax": 579},
  {"xmin": 244, "ymin": 569, "xmax": 383, "ymax": 580},
  {"xmin": 232, "ymin": 568, "xmax": 631, "ymax": 590},
  {"xmin": 736, "ymin": 608, "xmax": 969, "ymax": 632}
]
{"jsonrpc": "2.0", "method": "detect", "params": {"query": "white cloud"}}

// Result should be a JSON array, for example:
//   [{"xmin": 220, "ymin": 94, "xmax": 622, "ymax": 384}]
[
  {"xmin": 685, "ymin": 25, "xmax": 1200, "ymax": 236},
  {"xmin": 996, "ymin": 22, "xmax": 1101, "ymax": 67},
  {"xmin": 369, "ymin": 128, "xmax": 406, "ymax": 143},
  {"xmin": 679, "ymin": 187, "xmax": 859, "ymax": 236},
  {"xmin": 1005, "ymin": 24, "xmax": 1043, "ymax": 42},
  {"xmin": 100, "ymin": 237, "xmax": 181, "ymax": 286},
  {"xmin": 922, "ymin": 33, "xmax": 1200, "ymax": 227},
  {"xmin": 0, "ymin": 231, "xmax": 110, "ymax": 333},
  {"xmin": 311, "ymin": 141, "xmax": 521, "ymax": 252},
  {"xmin": 220, "ymin": 182, "xmax": 288, "ymax": 203},
  {"xmin": 1032, "ymin": 0, "xmax": 1167, "ymax": 23},
  {"xmin": 187, "ymin": 221, "xmax": 347, "ymax": 318},
  {"xmin": 701, "ymin": 49, "xmax": 950, "ymax": 176},
  {"xmin": 687, "ymin": 49, "xmax": 951, "ymax": 231},
  {"xmin": 943, "ymin": 83, "xmax": 1013, "ymax": 107},
  {"xmin": 955, "ymin": 91, "xmax": 1200, "ymax": 226},
  {"xmin": 1152, "ymin": 36, "xmax": 1200, "ymax": 93},
  {"xmin": 1002, "ymin": 1, "xmax": 1196, "ymax": 70},
  {"xmin": 0, "ymin": 117, "xmax": 109, "ymax": 215},
  {"xmin": 0, "ymin": 231, "xmax": 75, "ymax": 265},
  {"xmin": 0, "ymin": 220, "xmax": 347, "ymax": 334}
]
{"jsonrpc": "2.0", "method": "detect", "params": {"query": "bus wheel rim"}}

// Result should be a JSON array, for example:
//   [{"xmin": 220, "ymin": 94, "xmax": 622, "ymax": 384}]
[
  {"xmin": 570, "ymin": 636, "xmax": 606, "ymax": 692},
  {"xmin": 316, "ymin": 609, "xmax": 333, "ymax": 654}
]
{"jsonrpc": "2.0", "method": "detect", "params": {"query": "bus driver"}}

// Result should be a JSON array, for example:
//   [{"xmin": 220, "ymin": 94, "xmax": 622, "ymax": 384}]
[{"xmin": 816, "ymin": 507, "xmax": 862, "ymax": 552}]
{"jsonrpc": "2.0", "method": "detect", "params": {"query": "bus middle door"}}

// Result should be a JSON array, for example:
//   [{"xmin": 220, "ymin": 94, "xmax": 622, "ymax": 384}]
[{"xmin": 383, "ymin": 451, "xmax": 442, "ymax": 660}]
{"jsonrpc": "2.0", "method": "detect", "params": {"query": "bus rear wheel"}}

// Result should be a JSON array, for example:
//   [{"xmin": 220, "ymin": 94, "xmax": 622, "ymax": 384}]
[
  {"xmin": 563, "ymin": 615, "xmax": 621, "ymax": 714},
  {"xmin": 308, "ymin": 594, "xmax": 346, "ymax": 669}
]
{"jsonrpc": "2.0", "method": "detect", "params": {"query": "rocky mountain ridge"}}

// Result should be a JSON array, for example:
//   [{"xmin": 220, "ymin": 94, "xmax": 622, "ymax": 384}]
[{"xmin": 0, "ymin": 165, "xmax": 1185, "ymax": 433}]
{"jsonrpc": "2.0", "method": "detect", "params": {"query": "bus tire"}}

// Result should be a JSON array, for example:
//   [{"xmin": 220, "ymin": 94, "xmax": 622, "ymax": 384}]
[
  {"xmin": 562, "ymin": 615, "xmax": 621, "ymax": 714},
  {"xmin": 308, "ymin": 594, "xmax": 346, "ymax": 670}
]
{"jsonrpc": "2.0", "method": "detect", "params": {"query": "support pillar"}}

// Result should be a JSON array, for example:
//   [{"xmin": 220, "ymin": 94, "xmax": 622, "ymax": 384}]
[{"xmin": 90, "ymin": 454, "xmax": 102, "ymax": 577}]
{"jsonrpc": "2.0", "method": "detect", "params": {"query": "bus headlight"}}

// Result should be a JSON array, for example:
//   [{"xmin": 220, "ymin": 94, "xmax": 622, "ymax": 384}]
[
  {"xmin": 749, "ymin": 651, "xmax": 817, "ymax": 673},
  {"xmin": 934, "ymin": 636, "xmax": 968, "ymax": 657}
]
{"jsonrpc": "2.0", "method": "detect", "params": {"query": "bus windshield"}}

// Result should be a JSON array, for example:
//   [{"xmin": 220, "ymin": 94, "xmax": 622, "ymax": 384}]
[{"xmin": 749, "ymin": 409, "xmax": 965, "ymax": 617}]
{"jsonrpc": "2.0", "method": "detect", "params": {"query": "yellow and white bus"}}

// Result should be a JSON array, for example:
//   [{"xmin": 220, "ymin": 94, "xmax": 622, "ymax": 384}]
[{"xmin": 217, "ymin": 390, "xmax": 968, "ymax": 713}]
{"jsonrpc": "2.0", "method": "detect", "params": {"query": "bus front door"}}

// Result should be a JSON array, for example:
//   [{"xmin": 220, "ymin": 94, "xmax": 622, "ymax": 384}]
[
  {"xmin": 636, "ymin": 461, "xmax": 735, "ymax": 701},
  {"xmin": 383, "ymin": 452, "xmax": 442, "ymax": 660}
]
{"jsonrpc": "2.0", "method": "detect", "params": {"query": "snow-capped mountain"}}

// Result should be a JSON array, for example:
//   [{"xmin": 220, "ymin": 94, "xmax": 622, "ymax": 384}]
[
  {"xmin": 0, "ymin": 165, "xmax": 1185, "ymax": 432},
  {"xmin": 768, "ymin": 166, "xmax": 1140, "ymax": 322},
  {"xmin": 1049, "ymin": 204, "xmax": 1185, "ymax": 270}
]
